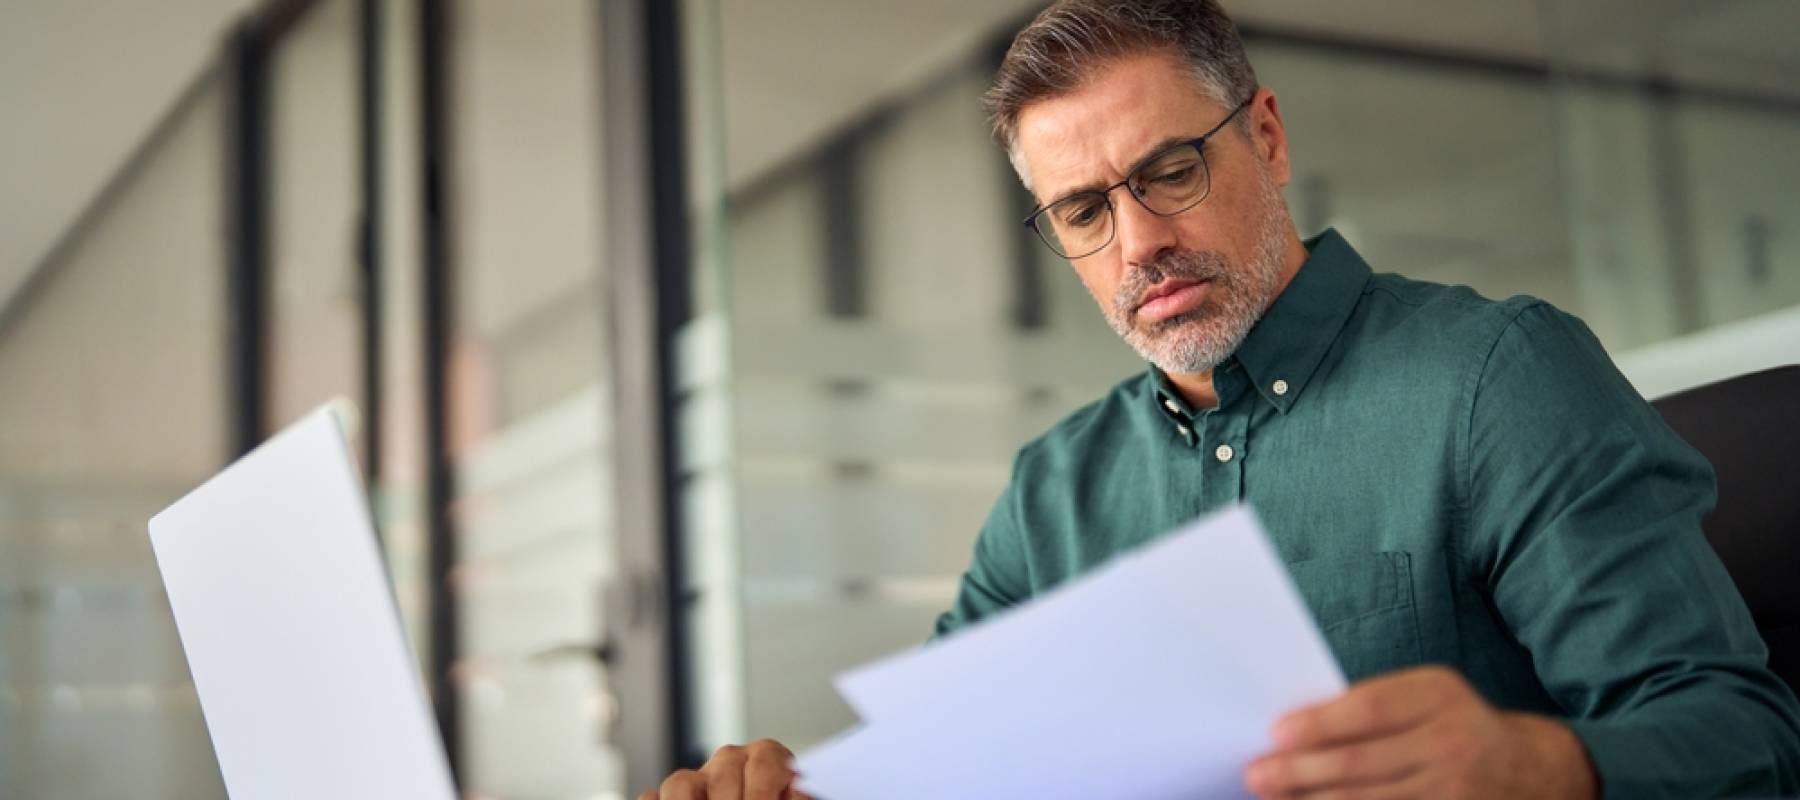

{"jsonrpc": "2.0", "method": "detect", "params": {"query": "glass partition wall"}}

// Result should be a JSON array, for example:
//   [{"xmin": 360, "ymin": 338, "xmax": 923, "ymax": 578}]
[{"xmin": 442, "ymin": 0, "xmax": 626, "ymax": 795}]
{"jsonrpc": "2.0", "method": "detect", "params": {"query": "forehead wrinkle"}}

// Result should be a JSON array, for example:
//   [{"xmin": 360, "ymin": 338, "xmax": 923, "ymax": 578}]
[
  {"xmin": 1015, "ymin": 54, "xmax": 1207, "ymax": 205},
  {"xmin": 1033, "ymin": 130, "xmax": 1195, "ymax": 208}
]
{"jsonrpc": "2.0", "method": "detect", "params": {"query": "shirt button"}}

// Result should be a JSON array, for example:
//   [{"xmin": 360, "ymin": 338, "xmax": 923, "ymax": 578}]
[
  {"xmin": 1163, "ymin": 398, "xmax": 1181, "ymax": 415},
  {"xmin": 1215, "ymin": 444, "xmax": 1234, "ymax": 463},
  {"xmin": 1272, "ymin": 379, "xmax": 1289, "ymax": 396},
  {"xmin": 1176, "ymin": 424, "xmax": 1191, "ymax": 438}
]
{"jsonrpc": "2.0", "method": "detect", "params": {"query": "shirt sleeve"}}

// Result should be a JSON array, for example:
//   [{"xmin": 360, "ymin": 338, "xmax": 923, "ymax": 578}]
[
  {"xmin": 1466, "ymin": 301, "xmax": 1800, "ymax": 798},
  {"xmin": 932, "ymin": 447, "xmax": 1035, "ymax": 640}
]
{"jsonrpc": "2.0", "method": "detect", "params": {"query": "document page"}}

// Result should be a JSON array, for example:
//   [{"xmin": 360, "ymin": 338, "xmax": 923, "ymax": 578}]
[{"xmin": 795, "ymin": 504, "xmax": 1344, "ymax": 800}]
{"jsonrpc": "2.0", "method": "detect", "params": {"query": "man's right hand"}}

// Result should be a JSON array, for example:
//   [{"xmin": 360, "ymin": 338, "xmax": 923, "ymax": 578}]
[{"xmin": 637, "ymin": 738, "xmax": 811, "ymax": 800}]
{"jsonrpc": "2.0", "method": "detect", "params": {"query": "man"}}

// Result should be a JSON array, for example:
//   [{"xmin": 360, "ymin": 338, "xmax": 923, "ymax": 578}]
[{"xmin": 642, "ymin": 1, "xmax": 1800, "ymax": 798}]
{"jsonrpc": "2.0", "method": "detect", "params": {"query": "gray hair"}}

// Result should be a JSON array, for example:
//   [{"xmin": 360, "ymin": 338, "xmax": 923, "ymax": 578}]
[{"xmin": 985, "ymin": 0, "xmax": 1259, "ymax": 191}]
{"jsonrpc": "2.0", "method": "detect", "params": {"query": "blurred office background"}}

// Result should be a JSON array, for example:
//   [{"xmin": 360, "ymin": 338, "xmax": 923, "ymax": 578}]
[{"xmin": 1, "ymin": 0, "xmax": 1794, "ymax": 797}]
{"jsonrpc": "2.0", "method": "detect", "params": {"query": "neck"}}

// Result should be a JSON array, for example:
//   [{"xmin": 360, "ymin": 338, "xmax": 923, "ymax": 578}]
[
  {"xmin": 1162, "ymin": 231, "xmax": 1310, "ymax": 411},
  {"xmin": 1166, "ymin": 370, "xmax": 1220, "ymax": 410}
]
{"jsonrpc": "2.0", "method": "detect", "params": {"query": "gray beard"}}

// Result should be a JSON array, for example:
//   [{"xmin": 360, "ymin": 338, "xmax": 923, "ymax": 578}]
[{"xmin": 1105, "ymin": 171, "xmax": 1290, "ymax": 375}]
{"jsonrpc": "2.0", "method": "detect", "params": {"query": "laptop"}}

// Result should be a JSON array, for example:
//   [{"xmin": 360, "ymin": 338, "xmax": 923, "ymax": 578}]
[{"xmin": 148, "ymin": 403, "xmax": 457, "ymax": 800}]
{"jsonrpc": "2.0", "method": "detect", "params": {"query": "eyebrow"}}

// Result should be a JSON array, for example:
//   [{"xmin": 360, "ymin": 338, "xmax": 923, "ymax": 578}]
[{"xmin": 1040, "ymin": 134, "xmax": 1193, "ymax": 208}]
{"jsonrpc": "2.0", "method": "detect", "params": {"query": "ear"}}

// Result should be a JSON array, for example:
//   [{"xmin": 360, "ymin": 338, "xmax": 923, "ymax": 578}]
[{"xmin": 1246, "ymin": 87, "xmax": 1292, "ymax": 187}]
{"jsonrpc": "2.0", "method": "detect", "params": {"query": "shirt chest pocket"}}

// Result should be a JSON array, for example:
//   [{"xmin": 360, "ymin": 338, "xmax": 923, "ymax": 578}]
[{"xmin": 1285, "ymin": 551, "xmax": 1424, "ymax": 682}]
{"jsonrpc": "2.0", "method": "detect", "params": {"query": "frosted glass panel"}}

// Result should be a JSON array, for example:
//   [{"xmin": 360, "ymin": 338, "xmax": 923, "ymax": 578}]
[{"xmin": 447, "ymin": 0, "xmax": 624, "ymax": 795}]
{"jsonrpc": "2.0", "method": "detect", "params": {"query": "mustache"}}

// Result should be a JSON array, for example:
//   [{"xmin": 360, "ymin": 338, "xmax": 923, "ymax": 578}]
[{"xmin": 1114, "ymin": 250, "xmax": 1233, "ymax": 315}]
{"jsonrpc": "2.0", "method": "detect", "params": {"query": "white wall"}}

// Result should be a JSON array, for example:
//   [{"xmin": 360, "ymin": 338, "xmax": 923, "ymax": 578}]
[{"xmin": 0, "ymin": 0, "xmax": 258, "ymax": 321}]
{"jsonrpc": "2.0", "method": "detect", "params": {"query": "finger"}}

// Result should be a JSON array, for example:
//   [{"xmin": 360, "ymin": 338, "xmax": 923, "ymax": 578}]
[
  {"xmin": 1286, "ymin": 766, "xmax": 1436, "ymax": 800},
  {"xmin": 701, "ymin": 744, "xmax": 748, "ymax": 799},
  {"xmin": 1247, "ymin": 719, "xmax": 1436, "ymax": 795},
  {"xmin": 637, "ymin": 791, "xmax": 659, "ymax": 800},
  {"xmin": 1272, "ymin": 667, "xmax": 1463, "ymax": 750},
  {"xmin": 658, "ymin": 769, "xmax": 708, "ymax": 800},
  {"xmin": 743, "ymin": 739, "xmax": 798, "ymax": 800}
]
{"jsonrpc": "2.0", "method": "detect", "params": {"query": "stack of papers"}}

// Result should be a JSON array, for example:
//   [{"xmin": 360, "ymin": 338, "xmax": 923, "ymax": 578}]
[{"xmin": 795, "ymin": 505, "xmax": 1345, "ymax": 800}]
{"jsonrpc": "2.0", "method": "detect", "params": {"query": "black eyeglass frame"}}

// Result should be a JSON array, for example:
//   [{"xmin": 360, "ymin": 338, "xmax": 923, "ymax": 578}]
[{"xmin": 1022, "ymin": 97, "xmax": 1254, "ymax": 259}]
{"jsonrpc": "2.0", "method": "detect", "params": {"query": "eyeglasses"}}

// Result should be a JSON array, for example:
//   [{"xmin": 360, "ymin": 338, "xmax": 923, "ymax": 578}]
[{"xmin": 1023, "ymin": 98, "xmax": 1251, "ymax": 259}]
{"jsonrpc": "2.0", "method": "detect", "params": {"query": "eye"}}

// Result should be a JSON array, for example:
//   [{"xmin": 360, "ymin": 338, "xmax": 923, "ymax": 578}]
[
  {"xmin": 1057, "ymin": 199, "xmax": 1106, "ymax": 229},
  {"xmin": 1151, "ymin": 165, "xmax": 1196, "ymax": 185}
]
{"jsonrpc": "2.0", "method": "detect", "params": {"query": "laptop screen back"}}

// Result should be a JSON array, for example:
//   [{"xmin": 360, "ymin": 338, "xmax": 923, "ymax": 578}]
[{"xmin": 148, "ymin": 407, "xmax": 455, "ymax": 800}]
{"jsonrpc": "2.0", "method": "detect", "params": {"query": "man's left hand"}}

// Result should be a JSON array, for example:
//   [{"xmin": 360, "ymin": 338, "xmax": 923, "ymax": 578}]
[{"xmin": 1243, "ymin": 666, "xmax": 1599, "ymax": 799}]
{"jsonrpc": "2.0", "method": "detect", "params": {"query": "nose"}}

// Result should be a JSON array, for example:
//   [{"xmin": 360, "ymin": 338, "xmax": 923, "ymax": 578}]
[{"xmin": 1111, "ymin": 190, "xmax": 1180, "ymax": 270}]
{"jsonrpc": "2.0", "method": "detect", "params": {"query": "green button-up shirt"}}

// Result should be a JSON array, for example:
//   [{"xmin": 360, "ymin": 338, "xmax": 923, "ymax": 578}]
[{"xmin": 933, "ymin": 229, "xmax": 1800, "ymax": 798}]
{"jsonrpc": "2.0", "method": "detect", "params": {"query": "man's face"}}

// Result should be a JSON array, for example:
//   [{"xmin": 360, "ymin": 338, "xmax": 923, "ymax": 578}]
[{"xmin": 1014, "ymin": 52, "xmax": 1298, "ymax": 375}]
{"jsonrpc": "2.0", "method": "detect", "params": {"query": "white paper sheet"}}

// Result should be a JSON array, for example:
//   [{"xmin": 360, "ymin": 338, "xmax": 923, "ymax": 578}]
[{"xmin": 796, "ymin": 504, "xmax": 1344, "ymax": 800}]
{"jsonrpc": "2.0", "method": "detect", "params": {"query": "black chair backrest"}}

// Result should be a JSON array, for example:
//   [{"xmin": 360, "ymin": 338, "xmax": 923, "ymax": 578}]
[{"xmin": 1651, "ymin": 365, "xmax": 1800, "ymax": 695}]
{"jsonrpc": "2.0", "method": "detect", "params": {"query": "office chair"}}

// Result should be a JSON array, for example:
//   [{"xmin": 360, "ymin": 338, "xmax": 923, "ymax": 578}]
[{"xmin": 1651, "ymin": 365, "xmax": 1800, "ymax": 694}]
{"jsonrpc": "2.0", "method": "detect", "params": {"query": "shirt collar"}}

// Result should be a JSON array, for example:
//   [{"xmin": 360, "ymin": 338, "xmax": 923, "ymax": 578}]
[{"xmin": 1151, "ymin": 227, "xmax": 1371, "ymax": 418}]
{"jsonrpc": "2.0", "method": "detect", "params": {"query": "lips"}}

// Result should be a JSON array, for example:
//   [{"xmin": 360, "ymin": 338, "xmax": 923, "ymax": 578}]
[{"xmin": 1134, "ymin": 279, "xmax": 1212, "ymax": 323}]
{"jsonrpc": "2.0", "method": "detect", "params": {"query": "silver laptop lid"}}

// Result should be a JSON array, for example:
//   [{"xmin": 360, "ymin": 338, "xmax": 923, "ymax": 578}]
[{"xmin": 148, "ymin": 404, "xmax": 455, "ymax": 800}]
